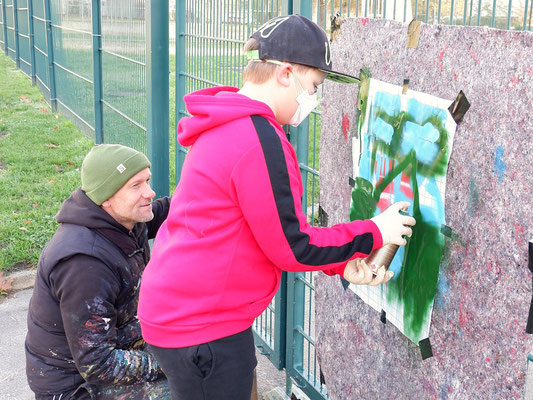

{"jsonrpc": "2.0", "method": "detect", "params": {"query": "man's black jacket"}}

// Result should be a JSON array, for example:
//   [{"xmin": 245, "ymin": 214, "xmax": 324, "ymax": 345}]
[{"xmin": 25, "ymin": 187, "xmax": 170, "ymax": 395}]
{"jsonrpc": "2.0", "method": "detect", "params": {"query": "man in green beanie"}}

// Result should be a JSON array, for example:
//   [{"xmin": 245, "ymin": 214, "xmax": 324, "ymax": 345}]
[{"xmin": 25, "ymin": 144, "xmax": 171, "ymax": 399}]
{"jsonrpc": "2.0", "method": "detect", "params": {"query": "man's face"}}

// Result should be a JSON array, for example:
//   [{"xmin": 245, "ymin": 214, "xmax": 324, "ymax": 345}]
[{"xmin": 101, "ymin": 168, "xmax": 156, "ymax": 230}]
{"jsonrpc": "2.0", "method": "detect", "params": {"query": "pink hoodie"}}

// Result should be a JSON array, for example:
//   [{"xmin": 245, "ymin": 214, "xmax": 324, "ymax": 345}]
[{"xmin": 138, "ymin": 87, "xmax": 382, "ymax": 348}]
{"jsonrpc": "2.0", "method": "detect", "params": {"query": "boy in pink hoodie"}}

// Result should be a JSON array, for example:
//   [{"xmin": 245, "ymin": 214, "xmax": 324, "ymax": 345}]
[{"xmin": 138, "ymin": 14, "xmax": 415, "ymax": 400}]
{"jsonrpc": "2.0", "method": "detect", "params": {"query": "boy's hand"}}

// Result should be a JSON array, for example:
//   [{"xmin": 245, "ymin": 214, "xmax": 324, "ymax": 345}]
[
  {"xmin": 343, "ymin": 258, "xmax": 393, "ymax": 286},
  {"xmin": 370, "ymin": 202, "xmax": 416, "ymax": 246}
]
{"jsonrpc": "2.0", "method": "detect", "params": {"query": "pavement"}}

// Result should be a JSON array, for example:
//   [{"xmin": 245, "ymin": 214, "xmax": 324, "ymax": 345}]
[
  {"xmin": 0, "ymin": 286, "xmax": 33, "ymax": 400},
  {"xmin": 0, "ymin": 269, "xmax": 287, "ymax": 400}
]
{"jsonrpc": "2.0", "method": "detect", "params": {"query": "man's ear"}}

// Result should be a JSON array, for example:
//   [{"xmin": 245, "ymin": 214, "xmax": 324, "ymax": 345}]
[
  {"xmin": 101, "ymin": 199, "xmax": 111, "ymax": 209},
  {"xmin": 275, "ymin": 63, "xmax": 293, "ymax": 88}
]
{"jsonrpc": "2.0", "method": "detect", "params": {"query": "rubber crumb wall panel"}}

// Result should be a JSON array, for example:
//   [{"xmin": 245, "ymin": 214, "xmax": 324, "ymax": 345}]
[{"xmin": 317, "ymin": 18, "xmax": 532, "ymax": 399}]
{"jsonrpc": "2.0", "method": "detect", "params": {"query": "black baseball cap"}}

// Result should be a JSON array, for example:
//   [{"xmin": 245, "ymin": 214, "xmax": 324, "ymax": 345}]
[{"xmin": 249, "ymin": 14, "xmax": 359, "ymax": 84}]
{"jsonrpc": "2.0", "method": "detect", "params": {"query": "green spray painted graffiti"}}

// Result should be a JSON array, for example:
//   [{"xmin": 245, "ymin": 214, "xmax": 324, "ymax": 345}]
[{"xmin": 350, "ymin": 76, "xmax": 456, "ymax": 343}]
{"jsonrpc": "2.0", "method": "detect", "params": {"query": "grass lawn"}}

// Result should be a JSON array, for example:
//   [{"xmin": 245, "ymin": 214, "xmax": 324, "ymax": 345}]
[{"xmin": 0, "ymin": 53, "xmax": 93, "ymax": 272}]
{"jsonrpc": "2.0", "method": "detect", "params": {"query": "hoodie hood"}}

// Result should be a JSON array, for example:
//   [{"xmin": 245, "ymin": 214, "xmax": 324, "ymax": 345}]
[
  {"xmin": 56, "ymin": 187, "xmax": 128, "ymax": 233},
  {"xmin": 178, "ymin": 86, "xmax": 276, "ymax": 147}
]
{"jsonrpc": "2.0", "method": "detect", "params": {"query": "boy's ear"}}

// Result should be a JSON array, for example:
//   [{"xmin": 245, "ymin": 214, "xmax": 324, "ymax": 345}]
[{"xmin": 275, "ymin": 63, "xmax": 293, "ymax": 88}]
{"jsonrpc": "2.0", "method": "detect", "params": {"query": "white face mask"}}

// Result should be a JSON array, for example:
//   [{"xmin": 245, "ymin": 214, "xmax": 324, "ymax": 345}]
[{"xmin": 289, "ymin": 73, "xmax": 320, "ymax": 127}]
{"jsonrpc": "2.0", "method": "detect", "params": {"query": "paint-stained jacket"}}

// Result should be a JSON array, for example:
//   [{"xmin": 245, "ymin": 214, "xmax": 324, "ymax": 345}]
[
  {"xmin": 25, "ymin": 187, "xmax": 170, "ymax": 396},
  {"xmin": 138, "ymin": 87, "xmax": 383, "ymax": 349}
]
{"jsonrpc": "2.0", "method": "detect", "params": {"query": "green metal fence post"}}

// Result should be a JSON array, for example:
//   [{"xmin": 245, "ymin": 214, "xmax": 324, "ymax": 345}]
[
  {"xmin": 289, "ymin": 0, "xmax": 312, "ymax": 215},
  {"xmin": 291, "ymin": 0, "xmax": 313, "ymax": 229},
  {"xmin": 292, "ymin": 0, "xmax": 312, "ymax": 16},
  {"xmin": 91, "ymin": 0, "xmax": 103, "ymax": 144},
  {"xmin": 175, "ymin": 0, "xmax": 186, "ymax": 184},
  {"xmin": 285, "ymin": 270, "xmax": 306, "ymax": 383},
  {"xmin": 146, "ymin": 0, "xmax": 169, "ymax": 197},
  {"xmin": 523, "ymin": 0, "xmax": 530, "ymax": 30},
  {"xmin": 1, "ymin": 0, "xmax": 7, "ymax": 55},
  {"xmin": 290, "ymin": 118, "xmax": 310, "ymax": 212},
  {"xmin": 28, "ymin": 0, "xmax": 36, "ymax": 84},
  {"xmin": 286, "ymin": 1, "xmax": 312, "ymax": 397},
  {"xmin": 285, "ymin": 2, "xmax": 331, "ymax": 399},
  {"xmin": 491, "ymin": 0, "xmax": 496, "ymax": 27},
  {"xmin": 13, "ymin": 0, "xmax": 19, "ymax": 67},
  {"xmin": 43, "ymin": 0, "xmax": 56, "ymax": 111}
]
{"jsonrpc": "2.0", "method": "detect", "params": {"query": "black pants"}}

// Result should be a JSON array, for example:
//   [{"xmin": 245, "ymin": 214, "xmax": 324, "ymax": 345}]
[{"xmin": 150, "ymin": 327, "xmax": 257, "ymax": 400}]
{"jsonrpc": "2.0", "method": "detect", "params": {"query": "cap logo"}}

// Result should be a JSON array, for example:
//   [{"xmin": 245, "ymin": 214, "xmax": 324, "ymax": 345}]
[
  {"xmin": 116, "ymin": 163, "xmax": 126, "ymax": 173},
  {"xmin": 324, "ymin": 42, "xmax": 331, "ymax": 66},
  {"xmin": 257, "ymin": 16, "xmax": 290, "ymax": 38}
]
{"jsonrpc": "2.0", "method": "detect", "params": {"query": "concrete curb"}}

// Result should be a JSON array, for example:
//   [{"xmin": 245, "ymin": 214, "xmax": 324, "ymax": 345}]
[{"xmin": 7, "ymin": 268, "xmax": 37, "ymax": 292}]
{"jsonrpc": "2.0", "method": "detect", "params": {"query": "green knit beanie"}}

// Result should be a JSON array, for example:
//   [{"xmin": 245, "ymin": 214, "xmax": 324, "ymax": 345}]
[{"xmin": 81, "ymin": 144, "xmax": 151, "ymax": 205}]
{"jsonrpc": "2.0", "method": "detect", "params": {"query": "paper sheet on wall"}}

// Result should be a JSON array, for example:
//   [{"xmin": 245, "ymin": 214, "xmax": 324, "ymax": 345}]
[{"xmin": 349, "ymin": 78, "xmax": 457, "ymax": 344}]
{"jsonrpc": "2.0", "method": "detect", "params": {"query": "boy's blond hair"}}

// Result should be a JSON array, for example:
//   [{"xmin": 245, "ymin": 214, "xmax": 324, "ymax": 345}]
[{"xmin": 243, "ymin": 38, "xmax": 314, "ymax": 84}]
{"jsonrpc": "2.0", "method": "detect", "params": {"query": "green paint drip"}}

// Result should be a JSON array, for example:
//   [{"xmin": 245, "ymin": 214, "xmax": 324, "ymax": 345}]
[
  {"xmin": 386, "ymin": 164, "xmax": 444, "ymax": 341},
  {"xmin": 349, "ymin": 151, "xmax": 442, "ymax": 340}
]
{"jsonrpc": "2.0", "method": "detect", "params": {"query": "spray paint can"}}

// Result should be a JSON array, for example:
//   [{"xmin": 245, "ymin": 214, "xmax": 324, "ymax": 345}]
[
  {"xmin": 365, "ymin": 210, "xmax": 410, "ymax": 270},
  {"xmin": 365, "ymin": 243, "xmax": 400, "ymax": 270}
]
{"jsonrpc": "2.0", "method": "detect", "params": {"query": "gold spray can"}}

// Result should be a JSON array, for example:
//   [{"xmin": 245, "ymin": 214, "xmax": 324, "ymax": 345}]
[
  {"xmin": 365, "ymin": 243, "xmax": 400, "ymax": 270},
  {"xmin": 365, "ymin": 210, "xmax": 410, "ymax": 270}
]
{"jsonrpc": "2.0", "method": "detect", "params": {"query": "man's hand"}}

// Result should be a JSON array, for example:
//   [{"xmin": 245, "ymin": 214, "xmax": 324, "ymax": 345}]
[
  {"xmin": 370, "ymin": 202, "xmax": 416, "ymax": 246},
  {"xmin": 343, "ymin": 258, "xmax": 393, "ymax": 286}
]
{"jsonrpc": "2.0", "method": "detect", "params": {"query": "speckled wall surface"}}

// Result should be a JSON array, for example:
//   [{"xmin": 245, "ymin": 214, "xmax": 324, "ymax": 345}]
[{"xmin": 317, "ymin": 18, "xmax": 532, "ymax": 399}]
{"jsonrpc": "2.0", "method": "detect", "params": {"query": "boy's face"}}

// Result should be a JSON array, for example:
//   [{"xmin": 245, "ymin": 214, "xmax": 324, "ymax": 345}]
[
  {"xmin": 277, "ymin": 66, "xmax": 326, "ymax": 125},
  {"xmin": 294, "ymin": 68, "xmax": 326, "ymax": 96}
]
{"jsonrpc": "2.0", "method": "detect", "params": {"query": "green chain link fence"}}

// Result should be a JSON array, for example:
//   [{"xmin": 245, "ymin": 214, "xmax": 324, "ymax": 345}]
[
  {"xmin": 0, "ymin": 0, "xmax": 169, "ymax": 197},
  {"xmin": 173, "ymin": 1, "xmax": 530, "ymax": 399}
]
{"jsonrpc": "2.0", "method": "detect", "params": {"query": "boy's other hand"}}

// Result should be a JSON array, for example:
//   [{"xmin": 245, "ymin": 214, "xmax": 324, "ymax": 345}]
[
  {"xmin": 343, "ymin": 258, "xmax": 393, "ymax": 286},
  {"xmin": 370, "ymin": 202, "xmax": 416, "ymax": 246}
]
